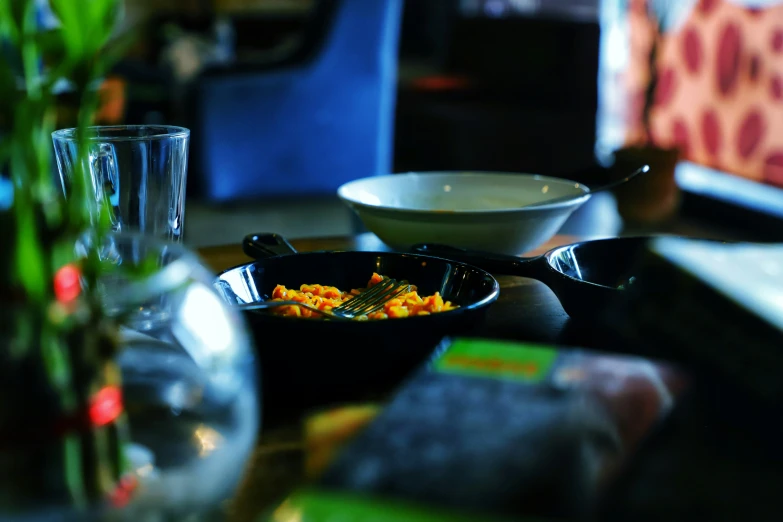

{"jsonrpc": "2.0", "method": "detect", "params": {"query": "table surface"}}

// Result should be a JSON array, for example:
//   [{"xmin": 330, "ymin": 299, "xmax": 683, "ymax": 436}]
[
  {"xmin": 198, "ymin": 232, "xmax": 783, "ymax": 521},
  {"xmin": 198, "ymin": 232, "xmax": 608, "ymax": 520}
]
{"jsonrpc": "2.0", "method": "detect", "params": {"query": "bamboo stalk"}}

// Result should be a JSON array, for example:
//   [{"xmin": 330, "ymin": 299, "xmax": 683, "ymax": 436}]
[{"xmin": 1, "ymin": 0, "xmax": 134, "ymax": 514}]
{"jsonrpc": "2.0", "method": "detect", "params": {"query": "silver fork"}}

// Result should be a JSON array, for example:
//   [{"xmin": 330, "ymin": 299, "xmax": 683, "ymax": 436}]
[{"xmin": 236, "ymin": 278, "xmax": 411, "ymax": 320}]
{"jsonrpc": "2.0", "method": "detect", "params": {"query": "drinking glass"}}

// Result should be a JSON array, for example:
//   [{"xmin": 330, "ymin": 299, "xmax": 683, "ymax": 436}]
[{"xmin": 52, "ymin": 125, "xmax": 190, "ymax": 242}]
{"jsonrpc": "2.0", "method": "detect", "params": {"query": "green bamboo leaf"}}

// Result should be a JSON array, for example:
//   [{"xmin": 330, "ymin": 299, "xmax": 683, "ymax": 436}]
[
  {"xmin": 88, "ymin": 0, "xmax": 118, "ymax": 43},
  {"xmin": 34, "ymin": 103, "xmax": 56, "ymax": 182},
  {"xmin": 50, "ymin": 0, "xmax": 117, "ymax": 61},
  {"xmin": 48, "ymin": 0, "xmax": 84, "ymax": 59},
  {"xmin": 33, "ymin": 28, "xmax": 64, "ymax": 51},
  {"xmin": 2, "ymin": 0, "xmax": 132, "ymax": 507},
  {"xmin": 7, "ymin": 0, "xmax": 29, "ymax": 29},
  {"xmin": 34, "ymin": 28, "xmax": 68, "ymax": 70},
  {"xmin": 15, "ymin": 202, "xmax": 47, "ymax": 301},
  {"xmin": 51, "ymin": 238, "xmax": 75, "ymax": 278},
  {"xmin": 40, "ymin": 328, "xmax": 72, "ymax": 391},
  {"xmin": 0, "ymin": 0, "xmax": 21, "ymax": 44},
  {"xmin": 0, "ymin": 0, "xmax": 29, "ymax": 45},
  {"xmin": 97, "ymin": 202, "xmax": 114, "ymax": 232},
  {"xmin": 19, "ymin": 3, "xmax": 41, "ymax": 99},
  {"xmin": 0, "ymin": 56, "xmax": 18, "ymax": 96},
  {"xmin": 63, "ymin": 435, "xmax": 88, "ymax": 508}
]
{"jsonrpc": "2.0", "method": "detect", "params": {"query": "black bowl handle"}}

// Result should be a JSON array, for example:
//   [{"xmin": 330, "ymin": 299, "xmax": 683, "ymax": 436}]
[
  {"xmin": 411, "ymin": 243, "xmax": 546, "ymax": 279},
  {"xmin": 243, "ymin": 233, "xmax": 298, "ymax": 260}
]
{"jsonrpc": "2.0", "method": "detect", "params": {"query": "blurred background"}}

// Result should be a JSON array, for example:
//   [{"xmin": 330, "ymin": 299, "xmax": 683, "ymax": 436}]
[{"xmin": 82, "ymin": 0, "xmax": 783, "ymax": 247}]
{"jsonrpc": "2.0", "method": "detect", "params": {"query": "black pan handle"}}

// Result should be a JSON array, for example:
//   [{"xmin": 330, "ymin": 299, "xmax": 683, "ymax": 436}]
[
  {"xmin": 243, "ymin": 233, "xmax": 298, "ymax": 260},
  {"xmin": 411, "ymin": 243, "xmax": 548, "ymax": 280}
]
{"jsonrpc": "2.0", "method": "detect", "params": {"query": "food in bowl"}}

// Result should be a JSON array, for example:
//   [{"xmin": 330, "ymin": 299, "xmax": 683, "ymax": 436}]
[{"xmin": 269, "ymin": 273, "xmax": 458, "ymax": 320}]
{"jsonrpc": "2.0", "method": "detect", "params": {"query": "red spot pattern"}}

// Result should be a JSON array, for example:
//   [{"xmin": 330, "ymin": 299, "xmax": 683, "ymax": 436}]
[
  {"xmin": 654, "ymin": 67, "xmax": 677, "ymax": 107},
  {"xmin": 683, "ymin": 27, "xmax": 703, "ymax": 74},
  {"xmin": 772, "ymin": 76, "xmax": 783, "ymax": 100},
  {"xmin": 672, "ymin": 119, "xmax": 691, "ymax": 157},
  {"xmin": 697, "ymin": 0, "xmax": 719, "ymax": 16},
  {"xmin": 736, "ymin": 110, "xmax": 765, "ymax": 159},
  {"xmin": 716, "ymin": 23, "xmax": 743, "ymax": 96},
  {"xmin": 701, "ymin": 110, "xmax": 722, "ymax": 157},
  {"xmin": 772, "ymin": 29, "xmax": 783, "ymax": 52},
  {"xmin": 623, "ymin": 0, "xmax": 783, "ymax": 190},
  {"xmin": 763, "ymin": 152, "xmax": 783, "ymax": 186}
]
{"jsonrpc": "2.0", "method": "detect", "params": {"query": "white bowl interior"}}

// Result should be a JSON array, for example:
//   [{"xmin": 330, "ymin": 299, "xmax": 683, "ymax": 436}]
[{"xmin": 338, "ymin": 172, "xmax": 588, "ymax": 212}]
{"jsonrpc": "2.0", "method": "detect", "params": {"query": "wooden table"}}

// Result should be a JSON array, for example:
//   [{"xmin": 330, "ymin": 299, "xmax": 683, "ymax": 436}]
[
  {"xmin": 197, "ymin": 232, "xmax": 608, "ymax": 520},
  {"xmin": 200, "ymin": 233, "xmax": 783, "ymax": 522}
]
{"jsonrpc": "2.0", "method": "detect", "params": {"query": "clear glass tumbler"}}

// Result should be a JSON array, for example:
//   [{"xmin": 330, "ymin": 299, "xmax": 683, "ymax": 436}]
[{"xmin": 52, "ymin": 125, "xmax": 190, "ymax": 242}]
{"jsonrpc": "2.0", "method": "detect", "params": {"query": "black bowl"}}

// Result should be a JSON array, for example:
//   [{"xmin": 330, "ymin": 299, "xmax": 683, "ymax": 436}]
[{"xmin": 216, "ymin": 241, "xmax": 499, "ymax": 422}]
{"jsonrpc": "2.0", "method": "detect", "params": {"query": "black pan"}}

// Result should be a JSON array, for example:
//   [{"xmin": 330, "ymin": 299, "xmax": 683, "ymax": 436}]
[
  {"xmin": 215, "ymin": 233, "xmax": 499, "ymax": 422},
  {"xmin": 411, "ymin": 237, "xmax": 657, "ymax": 321}
]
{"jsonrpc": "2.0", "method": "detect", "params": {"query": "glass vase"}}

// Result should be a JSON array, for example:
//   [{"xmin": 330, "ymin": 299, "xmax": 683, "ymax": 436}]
[{"xmin": 0, "ymin": 232, "xmax": 260, "ymax": 521}]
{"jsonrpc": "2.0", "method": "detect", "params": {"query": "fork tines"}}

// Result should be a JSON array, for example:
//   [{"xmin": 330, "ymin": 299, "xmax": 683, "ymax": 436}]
[{"xmin": 337, "ymin": 278, "xmax": 410, "ymax": 316}]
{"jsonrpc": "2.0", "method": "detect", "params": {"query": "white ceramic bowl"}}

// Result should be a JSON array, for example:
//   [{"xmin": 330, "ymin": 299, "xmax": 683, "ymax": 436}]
[{"xmin": 337, "ymin": 172, "xmax": 591, "ymax": 255}]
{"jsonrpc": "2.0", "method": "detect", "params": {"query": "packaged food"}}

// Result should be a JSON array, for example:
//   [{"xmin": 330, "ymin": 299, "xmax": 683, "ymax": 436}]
[{"xmin": 299, "ymin": 337, "xmax": 687, "ymax": 520}]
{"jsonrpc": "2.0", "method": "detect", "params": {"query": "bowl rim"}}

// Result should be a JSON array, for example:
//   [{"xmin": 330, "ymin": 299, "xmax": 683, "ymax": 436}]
[{"xmin": 337, "ymin": 171, "xmax": 591, "ymax": 215}]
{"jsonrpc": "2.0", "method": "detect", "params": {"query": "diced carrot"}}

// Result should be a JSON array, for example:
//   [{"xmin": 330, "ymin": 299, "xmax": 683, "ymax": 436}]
[
  {"xmin": 269, "ymin": 275, "xmax": 457, "ymax": 320},
  {"xmin": 387, "ymin": 306, "xmax": 409, "ymax": 318}
]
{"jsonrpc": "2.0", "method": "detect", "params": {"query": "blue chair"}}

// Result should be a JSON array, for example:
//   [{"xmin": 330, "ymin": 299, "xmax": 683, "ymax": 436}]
[{"xmin": 186, "ymin": 0, "xmax": 404, "ymax": 202}]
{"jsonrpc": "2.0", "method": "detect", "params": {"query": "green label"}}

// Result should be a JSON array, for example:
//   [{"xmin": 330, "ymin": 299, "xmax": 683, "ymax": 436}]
[
  {"xmin": 263, "ymin": 489, "xmax": 520, "ymax": 522},
  {"xmin": 433, "ymin": 338, "xmax": 558, "ymax": 384}
]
